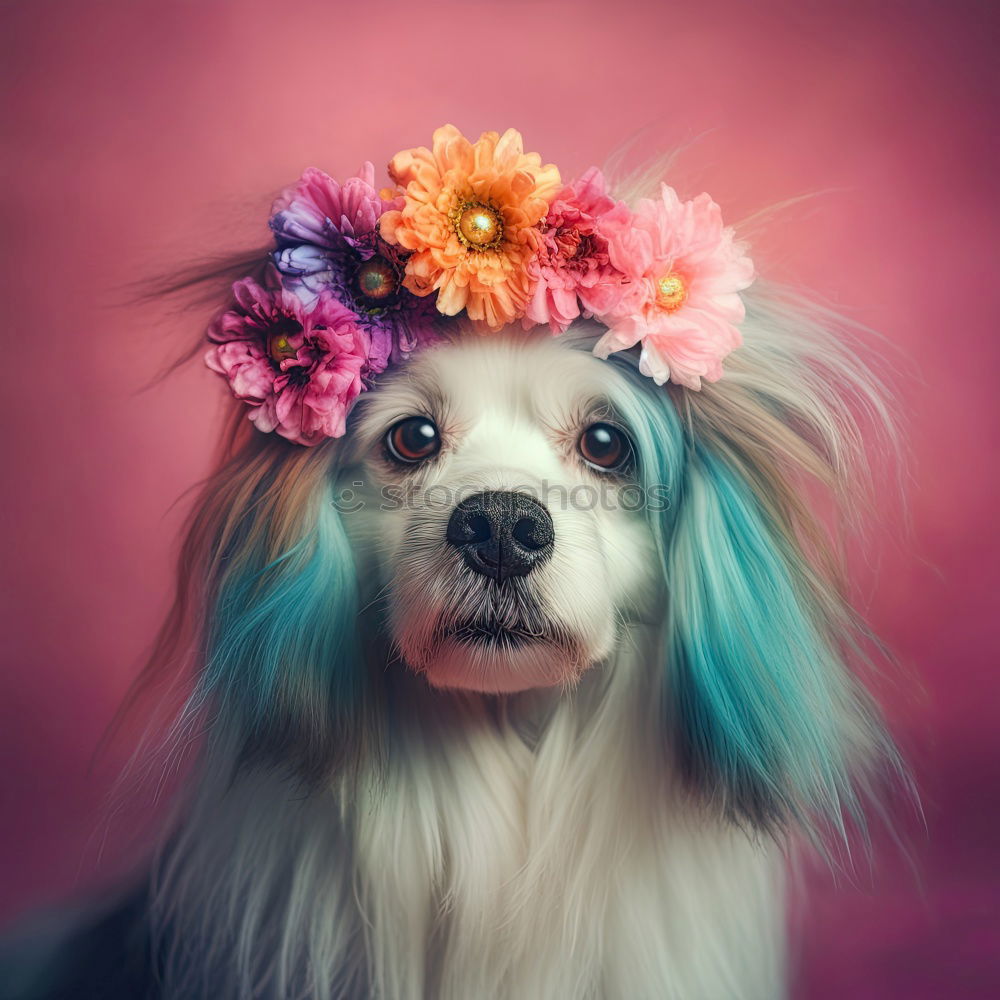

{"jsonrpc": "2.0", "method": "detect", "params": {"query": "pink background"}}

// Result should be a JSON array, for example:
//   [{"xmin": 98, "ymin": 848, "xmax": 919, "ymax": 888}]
[{"xmin": 1, "ymin": 0, "xmax": 997, "ymax": 995}]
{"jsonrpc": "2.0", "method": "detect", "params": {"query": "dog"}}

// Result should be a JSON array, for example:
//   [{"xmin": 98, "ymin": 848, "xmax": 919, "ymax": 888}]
[
  {"xmin": 0, "ymin": 141, "xmax": 905, "ymax": 998},
  {"xmin": 1, "ymin": 306, "xmax": 903, "ymax": 1000}
]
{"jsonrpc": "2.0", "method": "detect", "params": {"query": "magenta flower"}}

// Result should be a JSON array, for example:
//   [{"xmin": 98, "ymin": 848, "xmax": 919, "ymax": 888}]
[
  {"xmin": 523, "ymin": 168, "xmax": 633, "ymax": 334},
  {"xmin": 206, "ymin": 278, "xmax": 369, "ymax": 445},
  {"xmin": 269, "ymin": 164, "xmax": 439, "ymax": 372},
  {"xmin": 593, "ymin": 184, "xmax": 754, "ymax": 390}
]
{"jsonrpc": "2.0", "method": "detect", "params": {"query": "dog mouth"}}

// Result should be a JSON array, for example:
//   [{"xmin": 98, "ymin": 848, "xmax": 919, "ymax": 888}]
[
  {"xmin": 443, "ymin": 617, "xmax": 550, "ymax": 650},
  {"xmin": 394, "ymin": 562, "xmax": 590, "ymax": 691},
  {"xmin": 429, "ymin": 571, "xmax": 565, "ymax": 654},
  {"xmin": 422, "ymin": 610, "xmax": 582, "ymax": 693}
]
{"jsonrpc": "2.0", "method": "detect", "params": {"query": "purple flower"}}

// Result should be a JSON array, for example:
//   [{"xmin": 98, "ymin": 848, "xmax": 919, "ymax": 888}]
[
  {"xmin": 206, "ymin": 279, "xmax": 369, "ymax": 445},
  {"xmin": 269, "ymin": 164, "xmax": 440, "ymax": 372}
]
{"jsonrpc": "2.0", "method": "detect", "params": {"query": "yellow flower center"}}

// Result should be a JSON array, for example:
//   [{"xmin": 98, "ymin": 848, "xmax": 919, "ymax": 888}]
[
  {"xmin": 454, "ymin": 202, "xmax": 504, "ymax": 251},
  {"xmin": 655, "ymin": 272, "xmax": 688, "ymax": 312},
  {"xmin": 268, "ymin": 334, "xmax": 296, "ymax": 362},
  {"xmin": 355, "ymin": 256, "xmax": 398, "ymax": 302},
  {"xmin": 267, "ymin": 321, "xmax": 302, "ymax": 363}
]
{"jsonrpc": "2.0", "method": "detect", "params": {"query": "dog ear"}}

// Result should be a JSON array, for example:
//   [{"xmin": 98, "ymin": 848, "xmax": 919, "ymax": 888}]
[
  {"xmin": 188, "ymin": 438, "xmax": 370, "ymax": 783},
  {"xmin": 663, "ymin": 441, "xmax": 893, "ymax": 841}
]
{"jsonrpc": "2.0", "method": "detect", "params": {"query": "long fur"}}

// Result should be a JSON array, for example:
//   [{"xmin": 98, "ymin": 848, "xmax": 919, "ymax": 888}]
[{"xmin": 94, "ymin": 287, "xmax": 898, "ymax": 1000}]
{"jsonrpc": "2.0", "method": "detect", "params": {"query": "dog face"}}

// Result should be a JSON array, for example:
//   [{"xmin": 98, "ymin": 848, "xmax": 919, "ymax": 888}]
[
  {"xmin": 339, "ymin": 332, "xmax": 661, "ymax": 693},
  {"xmin": 184, "ymin": 305, "xmax": 899, "ymax": 838}
]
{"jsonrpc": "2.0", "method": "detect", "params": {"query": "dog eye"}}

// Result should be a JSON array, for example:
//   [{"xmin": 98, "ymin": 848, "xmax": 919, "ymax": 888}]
[
  {"xmin": 578, "ymin": 423, "xmax": 632, "ymax": 473},
  {"xmin": 385, "ymin": 417, "xmax": 441, "ymax": 464}
]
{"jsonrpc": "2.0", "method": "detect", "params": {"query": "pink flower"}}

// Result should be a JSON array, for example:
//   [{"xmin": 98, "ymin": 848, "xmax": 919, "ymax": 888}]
[
  {"xmin": 593, "ymin": 184, "xmax": 754, "ymax": 390},
  {"xmin": 524, "ymin": 168, "xmax": 632, "ymax": 334},
  {"xmin": 206, "ymin": 278, "xmax": 369, "ymax": 445}
]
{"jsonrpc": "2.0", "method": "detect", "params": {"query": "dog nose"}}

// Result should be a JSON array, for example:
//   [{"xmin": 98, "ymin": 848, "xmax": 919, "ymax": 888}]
[{"xmin": 446, "ymin": 490, "xmax": 554, "ymax": 582}]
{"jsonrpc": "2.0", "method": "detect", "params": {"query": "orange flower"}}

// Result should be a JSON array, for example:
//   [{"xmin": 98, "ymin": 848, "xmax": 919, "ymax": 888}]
[{"xmin": 379, "ymin": 125, "xmax": 561, "ymax": 331}]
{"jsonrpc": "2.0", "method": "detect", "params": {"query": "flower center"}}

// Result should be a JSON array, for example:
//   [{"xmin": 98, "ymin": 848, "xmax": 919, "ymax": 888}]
[
  {"xmin": 454, "ymin": 202, "xmax": 504, "ymax": 251},
  {"xmin": 355, "ymin": 255, "xmax": 399, "ymax": 303},
  {"xmin": 267, "ymin": 319, "xmax": 303, "ymax": 363},
  {"xmin": 284, "ymin": 365, "xmax": 312, "ymax": 387},
  {"xmin": 655, "ymin": 272, "xmax": 688, "ymax": 312},
  {"xmin": 559, "ymin": 230, "xmax": 600, "ymax": 270}
]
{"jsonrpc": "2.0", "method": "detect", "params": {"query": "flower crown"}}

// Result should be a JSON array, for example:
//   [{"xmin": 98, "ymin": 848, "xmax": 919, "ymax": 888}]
[{"xmin": 206, "ymin": 124, "xmax": 755, "ymax": 446}]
